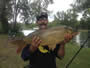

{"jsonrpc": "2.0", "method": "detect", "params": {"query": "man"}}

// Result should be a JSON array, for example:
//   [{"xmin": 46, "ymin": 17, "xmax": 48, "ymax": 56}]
[{"xmin": 21, "ymin": 12, "xmax": 73, "ymax": 68}]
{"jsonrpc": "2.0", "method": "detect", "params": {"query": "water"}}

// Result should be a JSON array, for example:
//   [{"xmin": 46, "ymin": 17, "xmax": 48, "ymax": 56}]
[
  {"xmin": 22, "ymin": 30, "xmax": 35, "ymax": 36},
  {"xmin": 22, "ymin": 27, "xmax": 38, "ymax": 36},
  {"xmin": 75, "ymin": 31, "xmax": 90, "ymax": 48},
  {"xmin": 76, "ymin": 33, "xmax": 80, "ymax": 45}
]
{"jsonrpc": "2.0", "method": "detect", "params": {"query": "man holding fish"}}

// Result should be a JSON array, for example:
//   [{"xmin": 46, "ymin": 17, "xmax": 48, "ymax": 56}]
[{"xmin": 21, "ymin": 12, "xmax": 76, "ymax": 68}]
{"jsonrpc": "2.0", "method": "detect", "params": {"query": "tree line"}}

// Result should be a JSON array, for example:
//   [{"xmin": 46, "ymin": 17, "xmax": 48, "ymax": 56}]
[{"xmin": 0, "ymin": 0, "xmax": 90, "ymax": 34}]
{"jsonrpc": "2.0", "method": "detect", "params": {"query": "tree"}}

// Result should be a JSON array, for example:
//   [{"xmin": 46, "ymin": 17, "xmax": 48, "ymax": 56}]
[
  {"xmin": 75, "ymin": 0, "xmax": 90, "ymax": 11},
  {"xmin": 54, "ymin": 8, "xmax": 78, "ymax": 29},
  {"xmin": 0, "ymin": 0, "xmax": 10, "ymax": 33},
  {"xmin": 80, "ymin": 9, "xmax": 90, "ymax": 29},
  {"xmin": 74, "ymin": 0, "xmax": 90, "ymax": 29},
  {"xmin": 0, "ymin": 0, "xmax": 53, "ymax": 34},
  {"xmin": 20, "ymin": 0, "xmax": 53, "ymax": 24},
  {"xmin": 8, "ymin": 0, "xmax": 53, "ymax": 24},
  {"xmin": 7, "ymin": 0, "xmax": 53, "ymax": 33}
]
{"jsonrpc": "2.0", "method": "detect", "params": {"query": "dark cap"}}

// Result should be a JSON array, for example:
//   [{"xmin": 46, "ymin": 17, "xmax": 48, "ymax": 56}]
[{"xmin": 36, "ymin": 12, "xmax": 48, "ymax": 21}]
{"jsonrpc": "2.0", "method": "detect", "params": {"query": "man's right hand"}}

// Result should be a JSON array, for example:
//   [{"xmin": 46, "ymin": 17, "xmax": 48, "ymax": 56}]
[{"xmin": 29, "ymin": 36, "xmax": 42, "ymax": 52}]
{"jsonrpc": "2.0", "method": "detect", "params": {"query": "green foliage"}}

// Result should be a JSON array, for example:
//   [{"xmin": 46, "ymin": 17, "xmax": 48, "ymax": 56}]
[
  {"xmin": 0, "ymin": 22, "xmax": 9, "ymax": 34},
  {"xmin": 54, "ymin": 9, "xmax": 79, "ymax": 28},
  {"xmin": 25, "ymin": 23, "xmax": 37, "ymax": 29},
  {"xmin": 19, "ymin": 23, "xmax": 37, "ymax": 30},
  {"xmin": 0, "ymin": 0, "xmax": 9, "ymax": 34},
  {"xmin": 0, "ymin": 22, "xmax": 3, "ymax": 33},
  {"xmin": 48, "ymin": 21, "xmax": 62, "ymax": 27},
  {"xmin": 75, "ymin": 0, "xmax": 90, "ymax": 11},
  {"xmin": 80, "ymin": 8, "xmax": 90, "ymax": 29},
  {"xmin": 8, "ymin": 23, "xmax": 24, "ymax": 37}
]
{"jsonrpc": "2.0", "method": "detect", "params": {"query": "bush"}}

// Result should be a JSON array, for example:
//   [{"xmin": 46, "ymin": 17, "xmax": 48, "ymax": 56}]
[{"xmin": 8, "ymin": 23, "xmax": 24, "ymax": 37}]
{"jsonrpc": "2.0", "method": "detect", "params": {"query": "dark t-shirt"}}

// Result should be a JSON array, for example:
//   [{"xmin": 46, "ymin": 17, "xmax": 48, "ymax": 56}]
[{"xmin": 21, "ymin": 44, "xmax": 61, "ymax": 68}]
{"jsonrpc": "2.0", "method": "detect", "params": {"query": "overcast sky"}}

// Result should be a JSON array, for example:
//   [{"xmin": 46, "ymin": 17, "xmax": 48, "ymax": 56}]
[
  {"xmin": 47, "ymin": 0, "xmax": 77, "ymax": 22},
  {"xmin": 48, "ymin": 0, "xmax": 74, "ymax": 13}
]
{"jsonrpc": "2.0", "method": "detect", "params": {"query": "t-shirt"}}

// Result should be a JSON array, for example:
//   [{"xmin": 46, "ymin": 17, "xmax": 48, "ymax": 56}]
[{"xmin": 21, "ymin": 44, "xmax": 61, "ymax": 68}]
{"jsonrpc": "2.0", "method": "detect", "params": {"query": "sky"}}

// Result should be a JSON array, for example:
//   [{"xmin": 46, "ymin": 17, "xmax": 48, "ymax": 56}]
[
  {"xmin": 47, "ymin": 0, "xmax": 82, "ymax": 22},
  {"xmin": 47, "ymin": 0, "xmax": 75, "ymax": 22},
  {"xmin": 48, "ymin": 0, "xmax": 74, "ymax": 13}
]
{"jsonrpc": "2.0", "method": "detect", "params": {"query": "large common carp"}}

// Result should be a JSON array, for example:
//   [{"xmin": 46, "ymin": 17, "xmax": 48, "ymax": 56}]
[{"xmin": 10, "ymin": 26, "xmax": 78, "ymax": 53}]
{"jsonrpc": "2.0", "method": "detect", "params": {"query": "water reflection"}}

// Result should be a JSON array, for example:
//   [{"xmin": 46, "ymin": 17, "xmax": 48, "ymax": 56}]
[
  {"xmin": 22, "ymin": 30, "xmax": 35, "ymax": 36},
  {"xmin": 76, "ymin": 33, "xmax": 80, "ymax": 45},
  {"xmin": 22, "ymin": 27, "xmax": 38, "ymax": 36},
  {"xmin": 75, "ymin": 31, "xmax": 90, "ymax": 48}
]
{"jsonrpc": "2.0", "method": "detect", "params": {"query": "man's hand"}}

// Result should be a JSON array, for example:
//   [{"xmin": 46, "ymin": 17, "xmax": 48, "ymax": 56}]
[
  {"xmin": 64, "ymin": 33, "xmax": 72, "ymax": 43},
  {"xmin": 64, "ymin": 32, "xmax": 78, "ymax": 43},
  {"xmin": 29, "ymin": 36, "xmax": 42, "ymax": 52}
]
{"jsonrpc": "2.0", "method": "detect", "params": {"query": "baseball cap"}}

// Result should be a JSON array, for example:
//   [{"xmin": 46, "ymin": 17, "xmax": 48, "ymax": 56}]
[{"xmin": 36, "ymin": 12, "xmax": 48, "ymax": 21}]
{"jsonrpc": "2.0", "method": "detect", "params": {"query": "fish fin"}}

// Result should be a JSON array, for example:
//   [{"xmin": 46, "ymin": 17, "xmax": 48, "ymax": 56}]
[
  {"xmin": 9, "ymin": 39, "xmax": 27, "ymax": 54},
  {"xmin": 10, "ymin": 39, "xmax": 26, "ymax": 46}
]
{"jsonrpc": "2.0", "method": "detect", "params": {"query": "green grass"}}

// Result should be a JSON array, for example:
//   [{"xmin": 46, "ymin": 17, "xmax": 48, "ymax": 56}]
[
  {"xmin": 0, "ymin": 35, "xmax": 28, "ymax": 68},
  {"xmin": 0, "ymin": 35, "xmax": 90, "ymax": 68},
  {"xmin": 56, "ymin": 43, "xmax": 90, "ymax": 68}
]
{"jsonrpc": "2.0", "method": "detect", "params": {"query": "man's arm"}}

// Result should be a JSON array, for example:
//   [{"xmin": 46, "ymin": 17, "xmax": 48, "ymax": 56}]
[
  {"xmin": 56, "ymin": 41, "xmax": 65, "ymax": 59},
  {"xmin": 21, "ymin": 36, "xmax": 42, "ymax": 61},
  {"xmin": 53, "ymin": 41, "xmax": 65, "ymax": 59},
  {"xmin": 56, "ymin": 33, "xmax": 74, "ymax": 59}
]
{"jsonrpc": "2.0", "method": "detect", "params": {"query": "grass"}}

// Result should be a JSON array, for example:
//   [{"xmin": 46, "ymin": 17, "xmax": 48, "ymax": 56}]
[
  {"xmin": 56, "ymin": 43, "xmax": 90, "ymax": 68},
  {"xmin": 0, "ymin": 35, "xmax": 90, "ymax": 68},
  {"xmin": 0, "ymin": 35, "xmax": 28, "ymax": 68}
]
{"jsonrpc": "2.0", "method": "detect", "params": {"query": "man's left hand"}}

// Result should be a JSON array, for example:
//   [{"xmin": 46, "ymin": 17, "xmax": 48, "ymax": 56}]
[{"xmin": 64, "ymin": 32, "xmax": 78, "ymax": 43}]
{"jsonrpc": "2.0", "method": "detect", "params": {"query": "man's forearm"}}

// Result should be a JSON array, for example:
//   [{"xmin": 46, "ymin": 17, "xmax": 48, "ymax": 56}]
[
  {"xmin": 58, "ymin": 44, "xmax": 65, "ymax": 57},
  {"xmin": 57, "ymin": 41, "xmax": 65, "ymax": 58}
]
